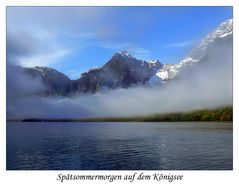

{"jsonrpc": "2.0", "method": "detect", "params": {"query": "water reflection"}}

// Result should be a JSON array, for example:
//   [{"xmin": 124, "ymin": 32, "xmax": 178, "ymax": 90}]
[{"xmin": 7, "ymin": 122, "xmax": 232, "ymax": 170}]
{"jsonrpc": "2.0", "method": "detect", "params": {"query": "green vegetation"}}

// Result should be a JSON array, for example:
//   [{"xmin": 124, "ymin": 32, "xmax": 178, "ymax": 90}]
[
  {"xmin": 140, "ymin": 106, "xmax": 233, "ymax": 122},
  {"xmin": 19, "ymin": 106, "xmax": 232, "ymax": 122}
]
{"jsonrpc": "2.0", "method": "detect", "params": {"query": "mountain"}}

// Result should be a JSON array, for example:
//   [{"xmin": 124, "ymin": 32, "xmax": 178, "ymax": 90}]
[
  {"xmin": 147, "ymin": 19, "xmax": 233, "ymax": 86},
  {"xmin": 20, "ymin": 51, "xmax": 162, "ymax": 95},
  {"xmin": 22, "ymin": 66, "xmax": 71, "ymax": 95},
  {"xmin": 68, "ymin": 51, "xmax": 162, "ymax": 93}
]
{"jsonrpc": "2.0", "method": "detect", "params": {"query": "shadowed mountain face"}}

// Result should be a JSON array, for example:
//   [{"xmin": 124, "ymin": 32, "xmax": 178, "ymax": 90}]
[
  {"xmin": 70, "ymin": 51, "xmax": 162, "ymax": 93},
  {"xmin": 20, "ymin": 66, "xmax": 71, "ymax": 96}
]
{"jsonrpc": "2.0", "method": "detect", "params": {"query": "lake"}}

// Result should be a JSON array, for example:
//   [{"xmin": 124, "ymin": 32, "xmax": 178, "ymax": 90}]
[{"xmin": 7, "ymin": 121, "xmax": 232, "ymax": 170}]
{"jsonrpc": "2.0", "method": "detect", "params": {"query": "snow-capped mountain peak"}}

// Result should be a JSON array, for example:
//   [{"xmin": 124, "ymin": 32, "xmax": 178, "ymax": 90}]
[
  {"xmin": 147, "ymin": 59, "xmax": 162, "ymax": 71},
  {"xmin": 148, "ymin": 59, "xmax": 160, "ymax": 65},
  {"xmin": 147, "ymin": 18, "xmax": 233, "ymax": 86},
  {"xmin": 148, "ymin": 59, "xmax": 159, "ymax": 63},
  {"xmin": 119, "ymin": 51, "xmax": 131, "ymax": 56},
  {"xmin": 197, "ymin": 19, "xmax": 232, "ymax": 51},
  {"xmin": 114, "ymin": 51, "xmax": 133, "ymax": 59},
  {"xmin": 213, "ymin": 19, "xmax": 232, "ymax": 38},
  {"xmin": 33, "ymin": 66, "xmax": 59, "ymax": 74}
]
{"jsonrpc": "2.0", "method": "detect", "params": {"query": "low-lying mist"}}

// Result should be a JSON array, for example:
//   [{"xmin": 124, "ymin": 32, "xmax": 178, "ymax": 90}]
[{"xmin": 7, "ymin": 39, "xmax": 232, "ymax": 119}]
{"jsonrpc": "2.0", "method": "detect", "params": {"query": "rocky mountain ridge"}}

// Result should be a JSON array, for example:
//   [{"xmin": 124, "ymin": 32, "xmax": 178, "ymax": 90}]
[{"xmin": 20, "ymin": 51, "xmax": 163, "ymax": 95}]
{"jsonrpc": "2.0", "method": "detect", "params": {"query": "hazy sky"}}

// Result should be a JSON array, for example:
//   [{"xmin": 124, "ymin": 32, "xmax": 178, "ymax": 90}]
[{"xmin": 7, "ymin": 6, "xmax": 232, "ymax": 79}]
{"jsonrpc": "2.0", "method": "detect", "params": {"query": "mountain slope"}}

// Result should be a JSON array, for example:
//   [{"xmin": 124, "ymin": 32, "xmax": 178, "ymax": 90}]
[
  {"xmin": 22, "ymin": 66, "xmax": 71, "ymax": 95},
  {"xmin": 147, "ymin": 19, "xmax": 233, "ymax": 85},
  {"xmin": 69, "ymin": 51, "xmax": 162, "ymax": 93}
]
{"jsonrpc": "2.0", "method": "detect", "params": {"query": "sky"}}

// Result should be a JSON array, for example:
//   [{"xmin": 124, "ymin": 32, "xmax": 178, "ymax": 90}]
[{"xmin": 7, "ymin": 6, "xmax": 232, "ymax": 79}]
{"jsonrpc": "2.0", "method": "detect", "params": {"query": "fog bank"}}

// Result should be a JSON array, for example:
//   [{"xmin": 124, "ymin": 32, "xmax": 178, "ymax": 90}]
[{"xmin": 7, "ymin": 38, "xmax": 232, "ymax": 119}]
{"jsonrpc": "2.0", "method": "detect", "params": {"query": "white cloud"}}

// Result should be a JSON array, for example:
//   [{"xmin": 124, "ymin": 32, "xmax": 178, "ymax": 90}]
[
  {"xmin": 164, "ymin": 40, "xmax": 195, "ymax": 48},
  {"xmin": 99, "ymin": 42, "xmax": 150, "ymax": 60},
  {"xmin": 7, "ymin": 28, "xmax": 72, "ymax": 67},
  {"xmin": 99, "ymin": 42, "xmax": 133, "ymax": 50},
  {"xmin": 18, "ymin": 48, "xmax": 70, "ymax": 67},
  {"xmin": 131, "ymin": 48, "xmax": 150, "ymax": 59}
]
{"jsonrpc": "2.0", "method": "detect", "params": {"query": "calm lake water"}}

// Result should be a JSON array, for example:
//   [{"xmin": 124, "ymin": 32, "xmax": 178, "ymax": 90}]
[{"xmin": 7, "ymin": 121, "xmax": 232, "ymax": 170}]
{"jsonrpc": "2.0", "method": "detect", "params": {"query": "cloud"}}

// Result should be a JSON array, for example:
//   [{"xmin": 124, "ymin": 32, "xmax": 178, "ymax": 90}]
[
  {"xmin": 7, "ymin": 30, "xmax": 71, "ymax": 67},
  {"xmin": 7, "ymin": 7, "xmax": 109, "ymax": 31},
  {"xmin": 7, "ymin": 31, "xmax": 40, "ymax": 62},
  {"xmin": 7, "ymin": 7, "xmax": 120, "ymax": 43},
  {"xmin": 6, "ymin": 7, "xmax": 129, "ymax": 67},
  {"xmin": 18, "ymin": 49, "xmax": 70, "ymax": 67},
  {"xmin": 6, "ymin": 64, "xmax": 46, "ymax": 101},
  {"xmin": 164, "ymin": 40, "xmax": 195, "ymax": 48},
  {"xmin": 131, "ymin": 48, "xmax": 150, "ymax": 59},
  {"xmin": 99, "ymin": 42, "xmax": 150, "ymax": 59}
]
